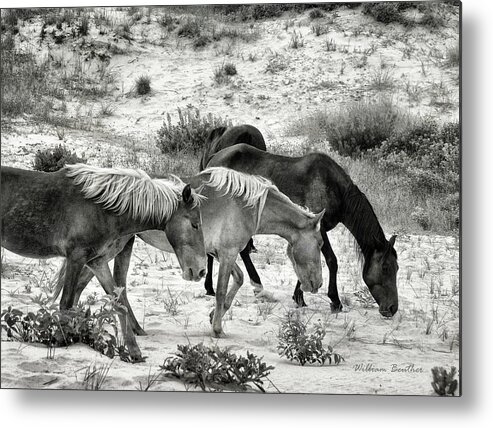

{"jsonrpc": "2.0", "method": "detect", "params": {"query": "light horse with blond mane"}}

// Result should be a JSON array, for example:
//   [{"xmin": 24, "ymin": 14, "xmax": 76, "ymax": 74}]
[
  {"xmin": 54, "ymin": 167, "xmax": 325, "ymax": 339},
  {"xmin": 1, "ymin": 164, "xmax": 206, "ymax": 362}
]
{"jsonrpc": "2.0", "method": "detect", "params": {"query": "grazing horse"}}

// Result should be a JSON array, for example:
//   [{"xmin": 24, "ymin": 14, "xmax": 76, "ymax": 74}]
[
  {"xmin": 1, "ymin": 164, "xmax": 206, "ymax": 361},
  {"xmin": 200, "ymin": 124, "xmax": 267, "ymax": 294},
  {"xmin": 53, "ymin": 167, "xmax": 325, "ymax": 337},
  {"xmin": 206, "ymin": 144, "xmax": 399, "ymax": 318}
]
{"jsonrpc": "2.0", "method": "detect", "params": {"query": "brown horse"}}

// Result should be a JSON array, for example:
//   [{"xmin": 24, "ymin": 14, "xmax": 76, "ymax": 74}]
[
  {"xmin": 53, "ymin": 167, "xmax": 325, "ymax": 337},
  {"xmin": 206, "ymin": 144, "xmax": 399, "ymax": 318},
  {"xmin": 1, "ymin": 164, "xmax": 206, "ymax": 361}
]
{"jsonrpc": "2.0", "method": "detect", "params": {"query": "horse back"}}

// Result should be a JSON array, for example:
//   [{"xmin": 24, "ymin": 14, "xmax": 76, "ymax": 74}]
[
  {"xmin": 200, "ymin": 124, "xmax": 266, "ymax": 170},
  {"xmin": 207, "ymin": 145, "xmax": 353, "ymax": 228}
]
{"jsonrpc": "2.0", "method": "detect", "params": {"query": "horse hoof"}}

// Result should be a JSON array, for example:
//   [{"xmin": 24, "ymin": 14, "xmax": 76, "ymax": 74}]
[
  {"xmin": 330, "ymin": 302, "xmax": 343, "ymax": 313},
  {"xmin": 292, "ymin": 295, "xmax": 307, "ymax": 308},
  {"xmin": 130, "ymin": 354, "xmax": 147, "ymax": 364},
  {"xmin": 205, "ymin": 291, "xmax": 216, "ymax": 296}
]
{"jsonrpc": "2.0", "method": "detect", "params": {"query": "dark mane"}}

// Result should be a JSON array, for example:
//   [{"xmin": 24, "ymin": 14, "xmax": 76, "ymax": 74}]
[{"xmin": 342, "ymin": 184, "xmax": 387, "ymax": 263}]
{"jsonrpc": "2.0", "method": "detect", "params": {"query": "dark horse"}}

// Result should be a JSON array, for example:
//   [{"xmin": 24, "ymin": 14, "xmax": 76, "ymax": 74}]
[
  {"xmin": 200, "ymin": 124, "xmax": 267, "ymax": 296},
  {"xmin": 206, "ymin": 143, "xmax": 399, "ymax": 318},
  {"xmin": 1, "ymin": 164, "xmax": 206, "ymax": 361}
]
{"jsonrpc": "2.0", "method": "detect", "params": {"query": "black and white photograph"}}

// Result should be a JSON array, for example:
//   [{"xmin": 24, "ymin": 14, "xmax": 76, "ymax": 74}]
[{"xmin": 1, "ymin": 1, "xmax": 461, "ymax": 397}]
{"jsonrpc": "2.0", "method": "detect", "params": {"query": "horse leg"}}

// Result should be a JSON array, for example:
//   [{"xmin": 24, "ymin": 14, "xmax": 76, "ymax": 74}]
[
  {"xmin": 86, "ymin": 258, "xmax": 144, "ymax": 363},
  {"xmin": 224, "ymin": 263, "xmax": 244, "ymax": 312},
  {"xmin": 204, "ymin": 254, "xmax": 215, "ymax": 296},
  {"xmin": 210, "ymin": 255, "xmax": 236, "ymax": 337},
  {"xmin": 292, "ymin": 281, "xmax": 307, "ymax": 308},
  {"xmin": 240, "ymin": 244, "xmax": 263, "ymax": 294},
  {"xmin": 113, "ymin": 236, "xmax": 146, "ymax": 336},
  {"xmin": 59, "ymin": 259, "xmax": 85, "ymax": 310},
  {"xmin": 321, "ymin": 232, "xmax": 342, "ymax": 312}
]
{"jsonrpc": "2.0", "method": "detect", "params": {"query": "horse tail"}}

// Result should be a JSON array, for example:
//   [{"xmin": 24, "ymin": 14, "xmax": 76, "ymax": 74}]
[{"xmin": 51, "ymin": 260, "xmax": 67, "ymax": 302}]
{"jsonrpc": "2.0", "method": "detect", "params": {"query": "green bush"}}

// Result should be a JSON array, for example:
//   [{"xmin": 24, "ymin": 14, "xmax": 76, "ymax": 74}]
[
  {"xmin": 33, "ymin": 144, "xmax": 87, "ymax": 172},
  {"xmin": 161, "ymin": 343, "xmax": 274, "ymax": 392},
  {"xmin": 156, "ymin": 108, "xmax": 232, "ymax": 154},
  {"xmin": 277, "ymin": 314, "xmax": 344, "ymax": 366},
  {"xmin": 309, "ymin": 8, "xmax": 324, "ymax": 20}
]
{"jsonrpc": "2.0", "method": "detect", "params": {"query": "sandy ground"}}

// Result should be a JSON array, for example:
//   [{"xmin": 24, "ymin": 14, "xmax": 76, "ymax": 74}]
[{"xmin": 1, "ymin": 5, "xmax": 460, "ymax": 394}]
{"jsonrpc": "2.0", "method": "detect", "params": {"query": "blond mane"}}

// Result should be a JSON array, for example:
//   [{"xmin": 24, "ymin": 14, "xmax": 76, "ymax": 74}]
[{"xmin": 65, "ymin": 164, "xmax": 202, "ymax": 223}]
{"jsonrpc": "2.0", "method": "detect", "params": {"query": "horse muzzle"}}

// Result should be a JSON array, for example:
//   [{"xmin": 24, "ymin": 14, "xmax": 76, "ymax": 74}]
[{"xmin": 182, "ymin": 267, "xmax": 207, "ymax": 282}]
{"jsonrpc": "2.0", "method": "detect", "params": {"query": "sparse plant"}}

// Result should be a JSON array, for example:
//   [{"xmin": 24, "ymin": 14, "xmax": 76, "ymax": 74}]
[
  {"xmin": 162, "ymin": 286, "xmax": 182, "ymax": 316},
  {"xmin": 33, "ymin": 145, "xmax": 86, "ymax": 172},
  {"xmin": 135, "ymin": 75, "xmax": 151, "ymax": 96},
  {"xmin": 264, "ymin": 54, "xmax": 288, "ymax": 73},
  {"xmin": 277, "ymin": 312, "xmax": 344, "ymax": 366},
  {"xmin": 369, "ymin": 68, "xmax": 395, "ymax": 91},
  {"xmin": 82, "ymin": 362, "xmax": 113, "ymax": 390},
  {"xmin": 223, "ymin": 62, "xmax": 237, "ymax": 76},
  {"xmin": 325, "ymin": 38, "xmax": 337, "ymax": 51},
  {"xmin": 289, "ymin": 30, "xmax": 304, "ymax": 49},
  {"xmin": 445, "ymin": 44, "xmax": 460, "ymax": 67},
  {"xmin": 193, "ymin": 35, "xmax": 210, "ymax": 48},
  {"xmin": 431, "ymin": 366, "xmax": 458, "ymax": 396},
  {"xmin": 161, "ymin": 343, "xmax": 274, "ymax": 392},
  {"xmin": 311, "ymin": 23, "xmax": 329, "ymax": 37}
]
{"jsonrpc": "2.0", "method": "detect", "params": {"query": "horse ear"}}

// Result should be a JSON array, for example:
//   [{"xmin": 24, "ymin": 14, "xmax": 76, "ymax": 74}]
[
  {"xmin": 311, "ymin": 209, "xmax": 325, "ymax": 229},
  {"xmin": 182, "ymin": 184, "xmax": 192, "ymax": 205},
  {"xmin": 388, "ymin": 235, "xmax": 397, "ymax": 248}
]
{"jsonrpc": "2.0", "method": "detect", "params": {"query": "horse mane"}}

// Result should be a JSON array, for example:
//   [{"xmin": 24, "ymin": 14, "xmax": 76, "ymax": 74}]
[
  {"xmin": 199, "ymin": 167, "xmax": 315, "ymax": 229},
  {"xmin": 65, "ymin": 164, "xmax": 202, "ymax": 223},
  {"xmin": 342, "ymin": 184, "xmax": 387, "ymax": 264},
  {"xmin": 199, "ymin": 167, "xmax": 275, "ymax": 207}
]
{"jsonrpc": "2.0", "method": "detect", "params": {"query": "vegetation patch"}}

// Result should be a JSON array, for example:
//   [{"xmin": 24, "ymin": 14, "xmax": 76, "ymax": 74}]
[
  {"xmin": 1, "ymin": 294, "xmax": 132, "ymax": 362},
  {"xmin": 33, "ymin": 145, "xmax": 87, "ymax": 172},
  {"xmin": 277, "ymin": 313, "xmax": 344, "ymax": 366},
  {"xmin": 161, "ymin": 343, "xmax": 274, "ymax": 392},
  {"xmin": 156, "ymin": 108, "xmax": 232, "ymax": 154}
]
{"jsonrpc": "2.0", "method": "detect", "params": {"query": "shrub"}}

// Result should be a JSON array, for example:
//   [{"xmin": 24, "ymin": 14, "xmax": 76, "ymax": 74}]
[
  {"xmin": 431, "ymin": 366, "xmax": 458, "ymax": 396},
  {"xmin": 135, "ymin": 74, "xmax": 151, "ymax": 95},
  {"xmin": 445, "ymin": 44, "xmax": 460, "ymax": 67},
  {"xmin": 277, "ymin": 313, "xmax": 344, "ymax": 366},
  {"xmin": 311, "ymin": 23, "xmax": 329, "ymax": 37},
  {"xmin": 309, "ymin": 8, "xmax": 324, "ymax": 20},
  {"xmin": 1, "ymin": 296, "xmax": 131, "ymax": 362},
  {"xmin": 223, "ymin": 62, "xmax": 237, "ymax": 76},
  {"xmin": 288, "ymin": 98, "xmax": 403, "ymax": 157},
  {"xmin": 193, "ymin": 34, "xmax": 210, "ymax": 48},
  {"xmin": 177, "ymin": 19, "xmax": 201, "ymax": 38},
  {"xmin": 362, "ymin": 3, "xmax": 406, "ymax": 25},
  {"xmin": 161, "ymin": 343, "xmax": 274, "ymax": 392},
  {"xmin": 371, "ymin": 119, "xmax": 460, "ymax": 194},
  {"xmin": 156, "ymin": 108, "xmax": 232, "ymax": 154},
  {"xmin": 33, "ymin": 144, "xmax": 87, "ymax": 172}
]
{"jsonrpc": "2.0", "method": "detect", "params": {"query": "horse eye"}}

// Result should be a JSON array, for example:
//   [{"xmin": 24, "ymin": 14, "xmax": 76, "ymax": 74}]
[{"xmin": 191, "ymin": 222, "xmax": 199, "ymax": 230}]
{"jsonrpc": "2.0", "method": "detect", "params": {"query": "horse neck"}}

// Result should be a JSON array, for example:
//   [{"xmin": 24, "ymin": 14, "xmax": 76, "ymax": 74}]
[
  {"xmin": 341, "ymin": 186, "xmax": 386, "ymax": 260},
  {"xmin": 256, "ymin": 189, "xmax": 310, "ymax": 244}
]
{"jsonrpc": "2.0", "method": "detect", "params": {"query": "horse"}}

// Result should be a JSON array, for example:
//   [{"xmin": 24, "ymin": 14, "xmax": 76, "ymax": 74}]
[
  {"xmin": 1, "ymin": 164, "xmax": 206, "ymax": 361},
  {"xmin": 199, "ymin": 124, "xmax": 266, "ymax": 171},
  {"xmin": 52, "ymin": 167, "xmax": 325, "ymax": 338},
  {"xmin": 200, "ymin": 124, "xmax": 267, "ymax": 295},
  {"xmin": 206, "ymin": 144, "xmax": 399, "ymax": 318}
]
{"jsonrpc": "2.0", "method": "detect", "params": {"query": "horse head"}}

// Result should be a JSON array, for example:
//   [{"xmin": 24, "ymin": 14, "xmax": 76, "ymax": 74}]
[
  {"xmin": 363, "ymin": 235, "xmax": 399, "ymax": 317},
  {"xmin": 286, "ymin": 210, "xmax": 325, "ymax": 294},
  {"xmin": 164, "ymin": 184, "xmax": 207, "ymax": 282}
]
